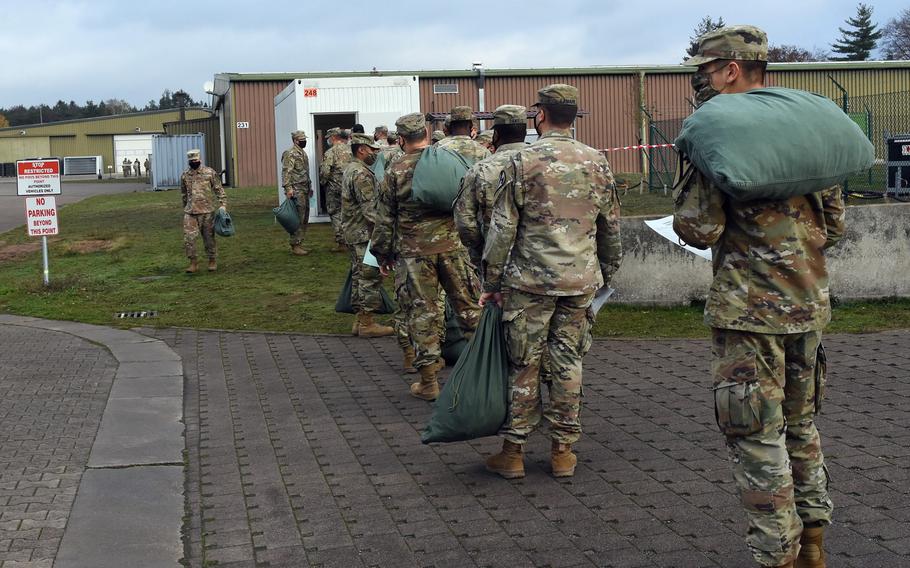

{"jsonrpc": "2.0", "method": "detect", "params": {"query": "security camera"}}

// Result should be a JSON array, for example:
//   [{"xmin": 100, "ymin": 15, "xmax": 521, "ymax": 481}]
[
  {"xmin": 134, "ymin": 127, "xmax": 141, "ymax": 132},
  {"xmin": 19, "ymin": 130, "xmax": 25, "ymax": 135}
]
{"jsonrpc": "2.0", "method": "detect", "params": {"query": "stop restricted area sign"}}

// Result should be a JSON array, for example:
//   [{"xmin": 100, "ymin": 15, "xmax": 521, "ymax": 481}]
[
  {"xmin": 17, "ymin": 159, "xmax": 61, "ymax": 196},
  {"xmin": 26, "ymin": 196, "xmax": 59, "ymax": 237}
]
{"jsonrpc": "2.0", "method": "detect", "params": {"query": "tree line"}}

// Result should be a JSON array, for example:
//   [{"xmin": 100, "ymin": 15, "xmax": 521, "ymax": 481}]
[
  {"xmin": 691, "ymin": 4, "xmax": 909, "ymax": 62},
  {"xmin": 0, "ymin": 89, "xmax": 207, "ymax": 128}
]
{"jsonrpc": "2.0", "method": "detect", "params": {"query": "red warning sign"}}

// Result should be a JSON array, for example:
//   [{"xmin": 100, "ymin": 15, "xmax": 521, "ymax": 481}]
[{"xmin": 17, "ymin": 160, "xmax": 61, "ymax": 196}]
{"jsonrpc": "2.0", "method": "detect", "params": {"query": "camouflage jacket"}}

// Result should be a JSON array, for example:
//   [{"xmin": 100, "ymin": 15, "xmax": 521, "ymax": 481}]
[
  {"xmin": 280, "ymin": 145, "xmax": 311, "ymax": 192},
  {"xmin": 454, "ymin": 141, "xmax": 527, "ymax": 265},
  {"xmin": 371, "ymin": 149, "xmax": 463, "ymax": 264},
  {"xmin": 672, "ymin": 157, "xmax": 846, "ymax": 334},
  {"xmin": 482, "ymin": 129, "xmax": 623, "ymax": 296},
  {"xmin": 340, "ymin": 159, "xmax": 378, "ymax": 245},
  {"xmin": 181, "ymin": 166, "xmax": 226, "ymax": 214},
  {"xmin": 436, "ymin": 135, "xmax": 491, "ymax": 165},
  {"xmin": 319, "ymin": 143, "xmax": 352, "ymax": 213}
]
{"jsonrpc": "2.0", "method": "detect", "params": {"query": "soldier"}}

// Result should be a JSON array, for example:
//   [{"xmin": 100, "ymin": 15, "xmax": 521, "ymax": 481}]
[
  {"xmin": 374, "ymin": 125, "xmax": 389, "ymax": 146},
  {"xmin": 436, "ymin": 105, "xmax": 490, "ymax": 164},
  {"xmin": 352, "ymin": 123, "xmax": 365, "ymax": 134},
  {"xmin": 320, "ymin": 127, "xmax": 352, "ymax": 252},
  {"xmin": 480, "ymin": 84, "xmax": 622, "ymax": 479},
  {"xmin": 144, "ymin": 157, "xmax": 151, "ymax": 176},
  {"xmin": 386, "ymin": 130, "xmax": 399, "ymax": 147},
  {"xmin": 122, "ymin": 158, "xmax": 131, "ymax": 177},
  {"xmin": 475, "ymin": 129, "xmax": 495, "ymax": 152},
  {"xmin": 180, "ymin": 149, "xmax": 227, "ymax": 273},
  {"xmin": 371, "ymin": 113, "xmax": 481, "ymax": 401},
  {"xmin": 133, "ymin": 159, "xmax": 140, "ymax": 177},
  {"xmin": 454, "ymin": 104, "xmax": 528, "ymax": 266},
  {"xmin": 431, "ymin": 130, "xmax": 445, "ymax": 144},
  {"xmin": 281, "ymin": 130, "xmax": 312, "ymax": 255},
  {"xmin": 341, "ymin": 133, "xmax": 395, "ymax": 338},
  {"xmin": 674, "ymin": 26, "xmax": 841, "ymax": 568}
]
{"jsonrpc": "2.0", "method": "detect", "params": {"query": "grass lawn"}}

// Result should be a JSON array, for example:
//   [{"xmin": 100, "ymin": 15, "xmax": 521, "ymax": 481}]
[{"xmin": 0, "ymin": 185, "xmax": 908, "ymax": 339}]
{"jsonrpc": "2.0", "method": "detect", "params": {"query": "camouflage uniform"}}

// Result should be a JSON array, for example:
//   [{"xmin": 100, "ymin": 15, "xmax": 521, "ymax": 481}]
[
  {"xmin": 436, "ymin": 104, "xmax": 491, "ymax": 164},
  {"xmin": 676, "ymin": 25, "xmax": 841, "ymax": 567},
  {"xmin": 341, "ymin": 134, "xmax": 386, "ymax": 313},
  {"xmin": 371, "ymin": 113, "xmax": 481, "ymax": 371},
  {"xmin": 122, "ymin": 158, "xmax": 131, "ymax": 177},
  {"xmin": 431, "ymin": 130, "xmax": 446, "ymax": 144},
  {"xmin": 320, "ymin": 129, "xmax": 353, "ymax": 246},
  {"xmin": 475, "ymin": 129, "xmax": 495, "ymax": 152},
  {"xmin": 281, "ymin": 131, "xmax": 312, "ymax": 247},
  {"xmin": 133, "ymin": 159, "xmax": 140, "ymax": 177},
  {"xmin": 180, "ymin": 149, "xmax": 226, "ymax": 260},
  {"xmin": 143, "ymin": 158, "xmax": 151, "ymax": 176},
  {"xmin": 455, "ymin": 104, "xmax": 528, "ymax": 266},
  {"xmin": 482, "ymin": 85, "xmax": 622, "ymax": 445}
]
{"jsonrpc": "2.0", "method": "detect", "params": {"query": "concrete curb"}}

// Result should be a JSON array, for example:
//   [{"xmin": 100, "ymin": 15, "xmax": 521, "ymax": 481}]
[{"xmin": 0, "ymin": 315, "xmax": 185, "ymax": 568}]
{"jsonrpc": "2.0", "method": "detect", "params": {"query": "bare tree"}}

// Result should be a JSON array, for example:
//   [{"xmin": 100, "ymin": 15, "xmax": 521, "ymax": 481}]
[
  {"xmin": 768, "ymin": 44, "xmax": 829, "ymax": 62},
  {"xmin": 882, "ymin": 8, "xmax": 910, "ymax": 59}
]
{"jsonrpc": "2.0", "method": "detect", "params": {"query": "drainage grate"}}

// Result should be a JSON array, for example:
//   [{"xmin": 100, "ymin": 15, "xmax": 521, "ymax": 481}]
[{"xmin": 114, "ymin": 311, "xmax": 158, "ymax": 319}]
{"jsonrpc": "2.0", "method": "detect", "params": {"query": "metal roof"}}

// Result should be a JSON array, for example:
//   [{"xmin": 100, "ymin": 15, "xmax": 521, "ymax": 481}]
[{"xmin": 0, "ymin": 107, "xmax": 213, "ymax": 132}]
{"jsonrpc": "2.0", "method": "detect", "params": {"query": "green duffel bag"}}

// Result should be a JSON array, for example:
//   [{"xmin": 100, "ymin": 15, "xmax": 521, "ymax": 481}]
[
  {"xmin": 334, "ymin": 268, "xmax": 396, "ymax": 315},
  {"xmin": 674, "ymin": 87, "xmax": 875, "ymax": 201},
  {"xmin": 272, "ymin": 196, "xmax": 300, "ymax": 234},
  {"xmin": 371, "ymin": 151, "xmax": 388, "ymax": 183},
  {"xmin": 441, "ymin": 299, "xmax": 468, "ymax": 366},
  {"xmin": 421, "ymin": 304, "xmax": 509, "ymax": 444},
  {"xmin": 410, "ymin": 145, "xmax": 474, "ymax": 211},
  {"xmin": 213, "ymin": 208, "xmax": 235, "ymax": 237}
]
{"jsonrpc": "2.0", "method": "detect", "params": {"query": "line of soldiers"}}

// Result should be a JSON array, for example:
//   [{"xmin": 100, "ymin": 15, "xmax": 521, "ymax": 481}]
[
  {"xmin": 241, "ymin": 23, "xmax": 834, "ymax": 568},
  {"xmin": 121, "ymin": 157, "xmax": 151, "ymax": 177}
]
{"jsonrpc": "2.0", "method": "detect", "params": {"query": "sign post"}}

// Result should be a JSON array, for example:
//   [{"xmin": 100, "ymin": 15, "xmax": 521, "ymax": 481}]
[{"xmin": 18, "ymin": 160, "xmax": 61, "ymax": 285}]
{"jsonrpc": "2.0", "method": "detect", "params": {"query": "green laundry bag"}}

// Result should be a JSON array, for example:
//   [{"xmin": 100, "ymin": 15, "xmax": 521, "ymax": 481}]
[
  {"xmin": 272, "ymin": 197, "xmax": 300, "ymax": 234},
  {"xmin": 441, "ymin": 299, "xmax": 468, "ymax": 366},
  {"xmin": 675, "ymin": 87, "xmax": 875, "ymax": 201},
  {"xmin": 421, "ymin": 304, "xmax": 509, "ymax": 444},
  {"xmin": 213, "ymin": 208, "xmax": 235, "ymax": 237},
  {"xmin": 410, "ymin": 145, "xmax": 473, "ymax": 211},
  {"xmin": 334, "ymin": 267, "xmax": 397, "ymax": 315},
  {"xmin": 372, "ymin": 152, "xmax": 388, "ymax": 183}
]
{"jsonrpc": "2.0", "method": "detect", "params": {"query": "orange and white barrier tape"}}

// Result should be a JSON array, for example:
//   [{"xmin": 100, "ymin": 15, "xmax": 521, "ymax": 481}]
[{"xmin": 599, "ymin": 143, "xmax": 676, "ymax": 153}]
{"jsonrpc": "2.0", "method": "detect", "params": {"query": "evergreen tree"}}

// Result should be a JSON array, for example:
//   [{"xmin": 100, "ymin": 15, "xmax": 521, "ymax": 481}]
[
  {"xmin": 831, "ymin": 3, "xmax": 883, "ymax": 61},
  {"xmin": 687, "ymin": 16, "xmax": 726, "ymax": 57}
]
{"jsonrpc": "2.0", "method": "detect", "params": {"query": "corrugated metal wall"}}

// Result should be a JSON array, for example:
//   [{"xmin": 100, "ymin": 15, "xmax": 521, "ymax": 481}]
[
  {"xmin": 0, "ymin": 137, "xmax": 51, "ymax": 164},
  {"xmin": 50, "ymin": 135, "xmax": 111, "ymax": 169},
  {"xmin": 231, "ymin": 82, "xmax": 287, "ymax": 187},
  {"xmin": 419, "ymin": 77, "xmax": 479, "ymax": 116},
  {"xmin": 164, "ymin": 116, "xmax": 222, "ymax": 173},
  {"xmin": 151, "ymin": 134, "xmax": 205, "ymax": 190}
]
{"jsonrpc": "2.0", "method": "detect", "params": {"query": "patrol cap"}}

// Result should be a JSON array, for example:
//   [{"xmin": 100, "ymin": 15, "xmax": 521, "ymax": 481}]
[
  {"xmin": 338, "ymin": 128, "xmax": 351, "ymax": 139},
  {"xmin": 532, "ymin": 84, "xmax": 579, "ymax": 107},
  {"xmin": 431, "ymin": 130, "xmax": 445, "ymax": 143},
  {"xmin": 326, "ymin": 127, "xmax": 341, "ymax": 138},
  {"xmin": 476, "ymin": 130, "xmax": 494, "ymax": 144},
  {"xmin": 291, "ymin": 130, "xmax": 307, "ymax": 141},
  {"xmin": 492, "ymin": 104, "xmax": 527, "ymax": 126},
  {"xmin": 443, "ymin": 116, "xmax": 452, "ymax": 128},
  {"xmin": 374, "ymin": 125, "xmax": 388, "ymax": 134},
  {"xmin": 387, "ymin": 130, "xmax": 398, "ymax": 142},
  {"xmin": 395, "ymin": 113, "xmax": 427, "ymax": 136},
  {"xmin": 449, "ymin": 105, "xmax": 474, "ymax": 122},
  {"xmin": 684, "ymin": 25, "xmax": 768, "ymax": 66},
  {"xmin": 187, "ymin": 149, "xmax": 201, "ymax": 160},
  {"xmin": 351, "ymin": 133, "xmax": 380, "ymax": 149}
]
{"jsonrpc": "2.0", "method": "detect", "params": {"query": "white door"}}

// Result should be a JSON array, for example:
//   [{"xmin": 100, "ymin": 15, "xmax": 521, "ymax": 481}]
[
  {"xmin": 113, "ymin": 135, "xmax": 154, "ymax": 174},
  {"xmin": 274, "ymin": 75, "xmax": 421, "ymax": 221}
]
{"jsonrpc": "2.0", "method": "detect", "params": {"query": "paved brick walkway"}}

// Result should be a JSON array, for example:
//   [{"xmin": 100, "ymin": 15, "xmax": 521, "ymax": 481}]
[
  {"xmin": 0, "ymin": 326, "xmax": 117, "ymax": 568},
  {"xmin": 146, "ymin": 328, "xmax": 910, "ymax": 568}
]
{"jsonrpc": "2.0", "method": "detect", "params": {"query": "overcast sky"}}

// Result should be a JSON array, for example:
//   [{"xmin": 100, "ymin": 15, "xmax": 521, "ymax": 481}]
[{"xmin": 1, "ymin": 0, "xmax": 906, "ymax": 108}]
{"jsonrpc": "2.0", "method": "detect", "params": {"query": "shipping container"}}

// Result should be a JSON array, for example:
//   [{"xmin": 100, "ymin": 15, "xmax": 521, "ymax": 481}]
[{"xmin": 150, "ymin": 134, "xmax": 205, "ymax": 190}]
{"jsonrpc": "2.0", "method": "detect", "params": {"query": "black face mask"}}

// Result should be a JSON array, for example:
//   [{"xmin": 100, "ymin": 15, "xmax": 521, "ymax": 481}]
[
  {"xmin": 296, "ymin": 140, "xmax": 307, "ymax": 149},
  {"xmin": 189, "ymin": 161, "xmax": 201, "ymax": 169},
  {"xmin": 691, "ymin": 71, "xmax": 720, "ymax": 107},
  {"xmin": 532, "ymin": 112, "xmax": 542, "ymax": 137}
]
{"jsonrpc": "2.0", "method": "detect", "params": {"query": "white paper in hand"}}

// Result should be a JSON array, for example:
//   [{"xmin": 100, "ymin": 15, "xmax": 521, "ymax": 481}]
[
  {"xmin": 591, "ymin": 286, "xmax": 615, "ymax": 316},
  {"xmin": 644, "ymin": 215, "xmax": 712, "ymax": 261},
  {"xmin": 362, "ymin": 240, "xmax": 380, "ymax": 268}
]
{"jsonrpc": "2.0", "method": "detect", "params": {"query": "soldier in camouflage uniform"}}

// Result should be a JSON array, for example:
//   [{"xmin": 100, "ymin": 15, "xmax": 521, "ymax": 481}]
[
  {"xmin": 371, "ymin": 113, "xmax": 481, "ymax": 401},
  {"xmin": 341, "ymin": 133, "xmax": 395, "ymax": 338},
  {"xmin": 180, "ymin": 149, "xmax": 227, "ymax": 273},
  {"xmin": 386, "ymin": 130, "xmax": 398, "ymax": 147},
  {"xmin": 475, "ymin": 129, "xmax": 495, "ymax": 152},
  {"xmin": 144, "ymin": 158, "xmax": 151, "ymax": 176},
  {"xmin": 122, "ymin": 158, "xmax": 131, "ymax": 177},
  {"xmin": 674, "ymin": 26, "xmax": 841, "ymax": 568},
  {"xmin": 374, "ymin": 125, "xmax": 389, "ymax": 146},
  {"xmin": 320, "ymin": 127, "xmax": 352, "ymax": 252},
  {"xmin": 480, "ymin": 85, "xmax": 621, "ymax": 480},
  {"xmin": 454, "ymin": 104, "xmax": 528, "ymax": 266},
  {"xmin": 437, "ymin": 105, "xmax": 490, "ymax": 164},
  {"xmin": 281, "ymin": 130, "xmax": 312, "ymax": 255},
  {"xmin": 431, "ymin": 130, "xmax": 445, "ymax": 144}
]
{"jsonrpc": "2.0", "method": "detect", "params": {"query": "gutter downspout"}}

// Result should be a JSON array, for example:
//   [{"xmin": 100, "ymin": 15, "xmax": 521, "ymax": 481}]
[
  {"xmin": 639, "ymin": 71, "xmax": 648, "ymax": 193},
  {"xmin": 476, "ymin": 65, "xmax": 486, "ymax": 130}
]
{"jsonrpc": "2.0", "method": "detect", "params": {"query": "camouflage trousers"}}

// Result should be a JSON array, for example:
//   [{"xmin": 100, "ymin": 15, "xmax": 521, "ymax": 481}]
[
  {"xmin": 288, "ymin": 190, "xmax": 310, "ymax": 246},
  {"xmin": 500, "ymin": 289, "xmax": 594, "ymax": 445},
  {"xmin": 711, "ymin": 328, "xmax": 833, "ymax": 567},
  {"xmin": 393, "ymin": 259, "xmax": 411, "ymax": 351},
  {"xmin": 349, "ymin": 242, "xmax": 385, "ymax": 314},
  {"xmin": 184, "ymin": 212, "xmax": 216, "ymax": 259},
  {"xmin": 326, "ymin": 189, "xmax": 345, "ymax": 245},
  {"xmin": 399, "ymin": 250, "xmax": 481, "ymax": 369}
]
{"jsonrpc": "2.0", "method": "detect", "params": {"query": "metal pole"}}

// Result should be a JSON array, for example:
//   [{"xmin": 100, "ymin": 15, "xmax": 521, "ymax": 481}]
[{"xmin": 41, "ymin": 236, "xmax": 49, "ymax": 286}]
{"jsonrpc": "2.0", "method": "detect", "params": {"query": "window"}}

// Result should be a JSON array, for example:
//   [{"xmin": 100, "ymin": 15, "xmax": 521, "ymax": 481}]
[{"xmin": 433, "ymin": 83, "xmax": 459, "ymax": 95}]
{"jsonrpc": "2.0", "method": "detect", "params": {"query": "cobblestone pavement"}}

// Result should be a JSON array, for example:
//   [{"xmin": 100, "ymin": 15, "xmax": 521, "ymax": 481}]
[
  {"xmin": 145, "ymin": 328, "xmax": 910, "ymax": 568},
  {"xmin": 0, "ymin": 326, "xmax": 117, "ymax": 568}
]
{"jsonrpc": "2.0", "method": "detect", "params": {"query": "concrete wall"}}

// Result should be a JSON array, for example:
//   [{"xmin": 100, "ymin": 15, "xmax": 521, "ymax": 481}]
[{"xmin": 613, "ymin": 203, "xmax": 910, "ymax": 305}]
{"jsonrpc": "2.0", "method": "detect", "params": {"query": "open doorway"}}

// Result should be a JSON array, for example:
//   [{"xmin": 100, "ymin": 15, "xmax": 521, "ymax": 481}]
[{"xmin": 313, "ymin": 113, "xmax": 356, "ymax": 215}]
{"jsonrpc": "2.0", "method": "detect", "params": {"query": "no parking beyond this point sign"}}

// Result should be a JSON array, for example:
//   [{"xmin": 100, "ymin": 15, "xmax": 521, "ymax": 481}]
[
  {"xmin": 26, "ymin": 196, "xmax": 58, "ymax": 237},
  {"xmin": 17, "ymin": 159, "xmax": 61, "ymax": 196}
]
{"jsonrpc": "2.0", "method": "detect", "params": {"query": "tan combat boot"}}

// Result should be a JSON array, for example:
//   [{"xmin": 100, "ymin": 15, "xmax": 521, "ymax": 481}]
[
  {"xmin": 409, "ymin": 360, "xmax": 441, "ymax": 401},
  {"xmin": 291, "ymin": 244, "xmax": 309, "ymax": 256},
  {"xmin": 551, "ymin": 441, "xmax": 578, "ymax": 478},
  {"xmin": 358, "ymin": 313, "xmax": 395, "ymax": 338},
  {"xmin": 351, "ymin": 317, "xmax": 360, "ymax": 336},
  {"xmin": 208, "ymin": 258, "xmax": 217, "ymax": 272},
  {"xmin": 402, "ymin": 346, "xmax": 417, "ymax": 374},
  {"xmin": 185, "ymin": 258, "xmax": 198, "ymax": 273},
  {"xmin": 485, "ymin": 440, "xmax": 525, "ymax": 479},
  {"xmin": 795, "ymin": 526, "xmax": 825, "ymax": 568}
]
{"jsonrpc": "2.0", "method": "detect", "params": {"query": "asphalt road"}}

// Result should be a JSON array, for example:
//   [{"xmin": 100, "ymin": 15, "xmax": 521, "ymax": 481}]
[{"xmin": 0, "ymin": 177, "xmax": 146, "ymax": 234}]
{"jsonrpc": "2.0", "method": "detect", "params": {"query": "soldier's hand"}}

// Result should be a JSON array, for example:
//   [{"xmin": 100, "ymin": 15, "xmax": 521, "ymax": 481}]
[
  {"xmin": 285, "ymin": 189, "xmax": 296, "ymax": 199},
  {"xmin": 220, "ymin": 205, "xmax": 227, "ymax": 212},
  {"xmin": 478, "ymin": 292, "xmax": 502, "ymax": 307}
]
